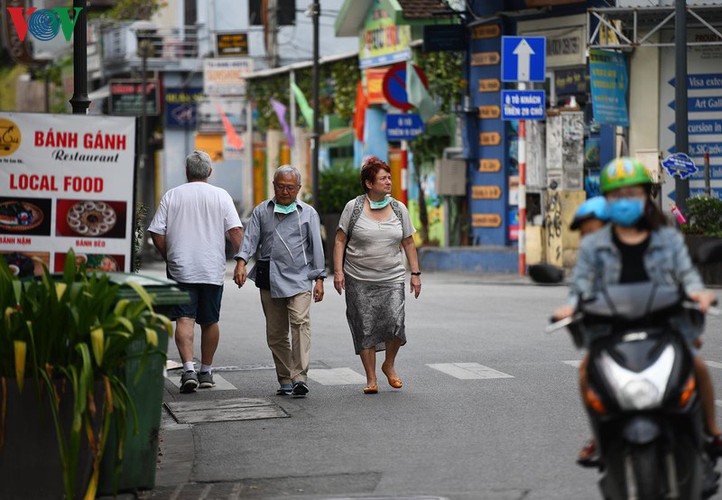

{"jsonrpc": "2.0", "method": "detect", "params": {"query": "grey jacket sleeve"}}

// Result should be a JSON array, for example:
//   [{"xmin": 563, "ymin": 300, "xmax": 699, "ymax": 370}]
[
  {"xmin": 567, "ymin": 236, "xmax": 598, "ymax": 307},
  {"xmin": 307, "ymin": 210, "xmax": 327, "ymax": 280},
  {"xmin": 236, "ymin": 206, "xmax": 261, "ymax": 263},
  {"xmin": 670, "ymin": 229, "xmax": 705, "ymax": 294}
]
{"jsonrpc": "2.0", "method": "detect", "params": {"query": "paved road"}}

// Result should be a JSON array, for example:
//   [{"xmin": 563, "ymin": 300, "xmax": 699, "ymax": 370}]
[{"xmin": 135, "ymin": 261, "xmax": 722, "ymax": 500}]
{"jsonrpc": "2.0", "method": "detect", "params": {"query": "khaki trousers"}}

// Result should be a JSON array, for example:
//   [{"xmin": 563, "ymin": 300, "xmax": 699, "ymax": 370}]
[{"xmin": 260, "ymin": 290, "xmax": 312, "ymax": 384}]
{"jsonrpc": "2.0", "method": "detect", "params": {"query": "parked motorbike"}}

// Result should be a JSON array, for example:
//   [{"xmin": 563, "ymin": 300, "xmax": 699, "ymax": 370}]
[{"xmin": 547, "ymin": 281, "xmax": 720, "ymax": 499}]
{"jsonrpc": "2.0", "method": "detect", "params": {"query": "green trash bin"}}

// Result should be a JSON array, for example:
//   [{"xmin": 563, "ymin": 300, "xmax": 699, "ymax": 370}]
[{"xmin": 97, "ymin": 273, "xmax": 189, "ymax": 495}]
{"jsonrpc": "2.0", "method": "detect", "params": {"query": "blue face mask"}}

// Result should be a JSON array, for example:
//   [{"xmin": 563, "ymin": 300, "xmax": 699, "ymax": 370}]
[
  {"xmin": 607, "ymin": 198, "xmax": 645, "ymax": 227},
  {"xmin": 273, "ymin": 201, "xmax": 297, "ymax": 215},
  {"xmin": 367, "ymin": 194, "xmax": 390, "ymax": 210}
]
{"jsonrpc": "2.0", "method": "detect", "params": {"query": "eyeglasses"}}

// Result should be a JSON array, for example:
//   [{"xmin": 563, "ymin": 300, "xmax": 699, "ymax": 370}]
[{"xmin": 274, "ymin": 183, "xmax": 299, "ymax": 193}]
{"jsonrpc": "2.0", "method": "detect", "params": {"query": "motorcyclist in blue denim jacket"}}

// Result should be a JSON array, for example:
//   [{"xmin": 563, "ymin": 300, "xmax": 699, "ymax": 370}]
[{"xmin": 553, "ymin": 157, "xmax": 721, "ymax": 463}]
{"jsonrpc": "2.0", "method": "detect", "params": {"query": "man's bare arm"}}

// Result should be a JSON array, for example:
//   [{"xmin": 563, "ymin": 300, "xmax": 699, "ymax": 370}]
[{"xmin": 150, "ymin": 232, "xmax": 167, "ymax": 260}]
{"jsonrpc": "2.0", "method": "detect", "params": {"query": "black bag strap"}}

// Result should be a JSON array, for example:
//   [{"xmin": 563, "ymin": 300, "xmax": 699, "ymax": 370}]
[{"xmin": 345, "ymin": 195, "xmax": 366, "ymax": 243}]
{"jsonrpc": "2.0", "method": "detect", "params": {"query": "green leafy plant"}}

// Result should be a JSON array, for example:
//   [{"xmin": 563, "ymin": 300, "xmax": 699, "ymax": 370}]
[
  {"xmin": 0, "ymin": 251, "xmax": 172, "ymax": 499},
  {"xmin": 681, "ymin": 197, "xmax": 722, "ymax": 237},
  {"xmin": 318, "ymin": 162, "xmax": 361, "ymax": 214}
]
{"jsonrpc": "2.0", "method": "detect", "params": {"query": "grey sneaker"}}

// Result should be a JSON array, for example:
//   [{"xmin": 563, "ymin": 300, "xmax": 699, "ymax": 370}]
[
  {"xmin": 276, "ymin": 383, "xmax": 293, "ymax": 396},
  {"xmin": 198, "ymin": 371, "xmax": 215, "ymax": 389},
  {"xmin": 180, "ymin": 370, "xmax": 199, "ymax": 393}
]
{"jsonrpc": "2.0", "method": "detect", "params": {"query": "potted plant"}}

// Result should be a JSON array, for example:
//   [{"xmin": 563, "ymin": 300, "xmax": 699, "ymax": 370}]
[
  {"xmin": 0, "ymin": 250, "xmax": 172, "ymax": 499},
  {"xmin": 317, "ymin": 161, "xmax": 362, "ymax": 272},
  {"xmin": 681, "ymin": 196, "xmax": 722, "ymax": 284}
]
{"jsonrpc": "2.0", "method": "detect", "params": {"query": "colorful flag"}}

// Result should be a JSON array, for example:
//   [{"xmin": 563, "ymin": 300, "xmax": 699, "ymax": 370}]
[
  {"xmin": 291, "ymin": 82, "xmax": 314, "ymax": 128},
  {"xmin": 353, "ymin": 80, "xmax": 367, "ymax": 142},
  {"xmin": 270, "ymin": 97, "xmax": 294, "ymax": 147},
  {"xmin": 406, "ymin": 62, "xmax": 437, "ymax": 123},
  {"xmin": 214, "ymin": 104, "xmax": 243, "ymax": 150}
]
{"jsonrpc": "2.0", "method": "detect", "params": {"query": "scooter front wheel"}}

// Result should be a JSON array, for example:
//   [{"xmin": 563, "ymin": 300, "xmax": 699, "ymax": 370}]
[{"xmin": 625, "ymin": 443, "xmax": 667, "ymax": 500}]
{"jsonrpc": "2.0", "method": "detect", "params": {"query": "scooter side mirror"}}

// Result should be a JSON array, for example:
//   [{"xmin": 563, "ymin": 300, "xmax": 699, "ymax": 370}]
[
  {"xmin": 694, "ymin": 240, "xmax": 722, "ymax": 265},
  {"xmin": 528, "ymin": 264, "xmax": 565, "ymax": 284}
]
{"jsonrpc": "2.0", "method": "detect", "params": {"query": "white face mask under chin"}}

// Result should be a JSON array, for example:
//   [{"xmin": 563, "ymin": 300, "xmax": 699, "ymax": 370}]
[
  {"xmin": 367, "ymin": 194, "xmax": 390, "ymax": 209},
  {"xmin": 274, "ymin": 201, "xmax": 297, "ymax": 215}
]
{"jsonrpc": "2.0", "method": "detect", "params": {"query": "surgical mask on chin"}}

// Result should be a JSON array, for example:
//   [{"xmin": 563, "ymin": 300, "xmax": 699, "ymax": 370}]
[
  {"xmin": 274, "ymin": 201, "xmax": 297, "ymax": 215},
  {"xmin": 367, "ymin": 194, "xmax": 390, "ymax": 210},
  {"xmin": 607, "ymin": 198, "xmax": 645, "ymax": 227}
]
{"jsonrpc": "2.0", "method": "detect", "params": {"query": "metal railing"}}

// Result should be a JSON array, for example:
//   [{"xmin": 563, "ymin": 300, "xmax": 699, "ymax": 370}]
[{"xmin": 100, "ymin": 22, "xmax": 204, "ymax": 62}]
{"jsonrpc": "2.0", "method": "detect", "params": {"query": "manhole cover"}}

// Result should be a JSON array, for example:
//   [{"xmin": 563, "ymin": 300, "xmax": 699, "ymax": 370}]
[{"xmin": 164, "ymin": 398, "xmax": 289, "ymax": 424}]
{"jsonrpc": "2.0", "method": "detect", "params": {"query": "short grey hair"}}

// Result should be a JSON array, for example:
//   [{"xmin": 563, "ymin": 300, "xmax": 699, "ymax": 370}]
[
  {"xmin": 274, "ymin": 165, "xmax": 301, "ymax": 185},
  {"xmin": 186, "ymin": 150, "xmax": 212, "ymax": 180}
]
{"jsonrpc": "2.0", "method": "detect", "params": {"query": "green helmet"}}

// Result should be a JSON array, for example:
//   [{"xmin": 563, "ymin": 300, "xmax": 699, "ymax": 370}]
[{"xmin": 600, "ymin": 157, "xmax": 652, "ymax": 194}]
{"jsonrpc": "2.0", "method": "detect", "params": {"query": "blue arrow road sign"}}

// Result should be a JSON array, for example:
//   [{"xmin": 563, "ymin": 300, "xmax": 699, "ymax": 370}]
[
  {"xmin": 668, "ymin": 188, "xmax": 722, "ymax": 201},
  {"xmin": 668, "ymin": 74, "xmax": 722, "ymax": 90},
  {"xmin": 501, "ymin": 90, "xmax": 546, "ymax": 120},
  {"xmin": 668, "ymin": 97, "xmax": 722, "ymax": 112},
  {"xmin": 501, "ymin": 36, "xmax": 546, "ymax": 82},
  {"xmin": 668, "ymin": 119, "xmax": 722, "ymax": 135},
  {"xmin": 662, "ymin": 153, "xmax": 698, "ymax": 180}
]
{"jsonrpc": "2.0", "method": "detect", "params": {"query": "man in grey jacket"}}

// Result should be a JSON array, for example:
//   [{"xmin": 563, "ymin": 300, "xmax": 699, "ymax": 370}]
[{"xmin": 233, "ymin": 165, "xmax": 326, "ymax": 397}]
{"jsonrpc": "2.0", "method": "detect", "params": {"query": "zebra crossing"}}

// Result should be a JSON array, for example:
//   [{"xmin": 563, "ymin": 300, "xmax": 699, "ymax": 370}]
[{"xmin": 165, "ymin": 358, "xmax": 722, "ymax": 391}]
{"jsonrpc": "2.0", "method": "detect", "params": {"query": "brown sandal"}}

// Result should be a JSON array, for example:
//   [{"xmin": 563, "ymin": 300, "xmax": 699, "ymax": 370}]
[
  {"xmin": 577, "ymin": 438, "xmax": 599, "ymax": 467},
  {"xmin": 381, "ymin": 365, "xmax": 403, "ymax": 389},
  {"xmin": 363, "ymin": 385, "xmax": 378, "ymax": 394}
]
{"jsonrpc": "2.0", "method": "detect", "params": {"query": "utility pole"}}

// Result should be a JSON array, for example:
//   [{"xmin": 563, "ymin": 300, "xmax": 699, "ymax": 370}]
[
  {"xmin": 311, "ymin": 0, "xmax": 320, "ymax": 210},
  {"xmin": 674, "ymin": 0, "xmax": 690, "ymax": 213},
  {"xmin": 266, "ymin": 0, "xmax": 279, "ymax": 67},
  {"xmin": 69, "ymin": 0, "xmax": 89, "ymax": 114},
  {"xmin": 138, "ymin": 38, "xmax": 152, "ymax": 212}
]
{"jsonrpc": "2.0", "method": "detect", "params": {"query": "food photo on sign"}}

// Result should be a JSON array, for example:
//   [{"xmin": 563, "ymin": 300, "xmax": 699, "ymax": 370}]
[
  {"xmin": 0, "ymin": 197, "xmax": 52, "ymax": 236},
  {"xmin": 53, "ymin": 252, "xmax": 125, "ymax": 273},
  {"xmin": 55, "ymin": 199, "xmax": 127, "ymax": 238},
  {"xmin": 0, "ymin": 251, "xmax": 50, "ymax": 277}
]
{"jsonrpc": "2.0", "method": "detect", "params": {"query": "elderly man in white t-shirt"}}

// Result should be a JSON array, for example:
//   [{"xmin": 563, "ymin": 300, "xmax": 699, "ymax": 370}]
[{"xmin": 148, "ymin": 150, "xmax": 243, "ymax": 393}]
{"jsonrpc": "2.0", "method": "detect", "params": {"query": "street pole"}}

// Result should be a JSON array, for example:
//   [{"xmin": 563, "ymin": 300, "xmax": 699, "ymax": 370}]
[
  {"xmin": 69, "ymin": 0, "xmax": 89, "ymax": 114},
  {"xmin": 139, "ymin": 41, "xmax": 149, "ymax": 210},
  {"xmin": 44, "ymin": 67, "xmax": 50, "ymax": 113},
  {"xmin": 518, "ymin": 84, "xmax": 526, "ymax": 276},
  {"xmin": 674, "ymin": 0, "xmax": 690, "ymax": 213},
  {"xmin": 311, "ymin": 0, "xmax": 320, "ymax": 209}
]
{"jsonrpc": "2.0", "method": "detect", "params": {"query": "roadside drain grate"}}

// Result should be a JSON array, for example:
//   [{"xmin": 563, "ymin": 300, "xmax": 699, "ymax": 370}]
[{"xmin": 164, "ymin": 398, "xmax": 289, "ymax": 424}]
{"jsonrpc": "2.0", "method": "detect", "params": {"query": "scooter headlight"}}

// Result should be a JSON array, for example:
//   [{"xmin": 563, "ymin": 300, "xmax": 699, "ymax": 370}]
[{"xmin": 620, "ymin": 379, "xmax": 661, "ymax": 410}]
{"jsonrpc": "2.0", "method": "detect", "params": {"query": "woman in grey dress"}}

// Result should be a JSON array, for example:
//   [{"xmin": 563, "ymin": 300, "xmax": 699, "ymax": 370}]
[{"xmin": 332, "ymin": 156, "xmax": 422, "ymax": 394}]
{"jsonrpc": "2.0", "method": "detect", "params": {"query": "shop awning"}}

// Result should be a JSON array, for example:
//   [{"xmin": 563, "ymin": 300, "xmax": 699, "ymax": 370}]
[
  {"xmin": 87, "ymin": 85, "xmax": 110, "ymax": 100},
  {"xmin": 320, "ymin": 127, "xmax": 354, "ymax": 147}
]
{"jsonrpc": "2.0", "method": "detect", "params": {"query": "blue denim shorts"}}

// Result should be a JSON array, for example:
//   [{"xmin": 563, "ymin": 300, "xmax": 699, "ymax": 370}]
[{"xmin": 171, "ymin": 283, "xmax": 223, "ymax": 325}]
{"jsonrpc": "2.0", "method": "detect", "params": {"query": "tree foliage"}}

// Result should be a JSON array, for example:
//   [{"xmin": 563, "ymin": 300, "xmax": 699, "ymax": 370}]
[
  {"xmin": 105, "ymin": 0, "xmax": 167, "ymax": 20},
  {"xmin": 248, "ymin": 56, "xmax": 360, "ymax": 133}
]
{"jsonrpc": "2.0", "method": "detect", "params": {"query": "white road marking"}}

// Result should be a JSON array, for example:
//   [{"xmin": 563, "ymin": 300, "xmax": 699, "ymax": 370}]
[
  {"xmin": 167, "ymin": 374, "xmax": 236, "ymax": 391},
  {"xmin": 307, "ymin": 367, "xmax": 367, "ymax": 385},
  {"xmin": 706, "ymin": 360, "xmax": 722, "ymax": 370},
  {"xmin": 427, "ymin": 362, "xmax": 514, "ymax": 380},
  {"xmin": 716, "ymin": 400, "xmax": 722, "ymax": 408},
  {"xmin": 562, "ymin": 360, "xmax": 583, "ymax": 368}
]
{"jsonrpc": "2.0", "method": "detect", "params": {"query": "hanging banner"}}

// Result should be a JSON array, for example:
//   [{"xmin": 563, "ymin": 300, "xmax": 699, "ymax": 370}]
[
  {"xmin": 589, "ymin": 49, "xmax": 629, "ymax": 126},
  {"xmin": 0, "ymin": 112, "xmax": 136, "ymax": 275}
]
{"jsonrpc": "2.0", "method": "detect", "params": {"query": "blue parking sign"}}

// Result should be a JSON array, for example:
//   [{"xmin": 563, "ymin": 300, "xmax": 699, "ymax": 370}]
[{"xmin": 502, "ymin": 36, "xmax": 546, "ymax": 83}]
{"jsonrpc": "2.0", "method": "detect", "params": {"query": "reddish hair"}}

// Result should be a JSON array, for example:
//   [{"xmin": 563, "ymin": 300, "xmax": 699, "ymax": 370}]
[{"xmin": 360, "ymin": 156, "xmax": 391, "ymax": 193}]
